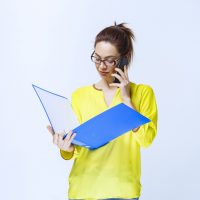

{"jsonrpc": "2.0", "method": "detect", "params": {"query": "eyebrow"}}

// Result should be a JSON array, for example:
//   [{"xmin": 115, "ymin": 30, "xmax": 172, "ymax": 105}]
[{"xmin": 94, "ymin": 52, "xmax": 118, "ymax": 59}]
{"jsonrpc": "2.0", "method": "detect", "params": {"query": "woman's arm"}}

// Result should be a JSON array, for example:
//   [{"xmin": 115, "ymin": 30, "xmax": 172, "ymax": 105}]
[
  {"xmin": 60, "ymin": 145, "xmax": 81, "ymax": 160},
  {"xmin": 124, "ymin": 85, "xmax": 158, "ymax": 148},
  {"xmin": 132, "ymin": 85, "xmax": 158, "ymax": 148}
]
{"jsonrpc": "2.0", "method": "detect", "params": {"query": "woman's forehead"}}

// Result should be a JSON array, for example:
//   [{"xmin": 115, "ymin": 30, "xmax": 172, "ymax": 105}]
[{"xmin": 95, "ymin": 41, "xmax": 119, "ymax": 57}]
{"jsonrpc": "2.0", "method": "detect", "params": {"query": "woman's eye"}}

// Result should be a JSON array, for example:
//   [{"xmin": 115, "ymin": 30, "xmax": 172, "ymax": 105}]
[
  {"xmin": 95, "ymin": 58, "xmax": 101, "ymax": 62},
  {"xmin": 106, "ymin": 60, "xmax": 115, "ymax": 64}
]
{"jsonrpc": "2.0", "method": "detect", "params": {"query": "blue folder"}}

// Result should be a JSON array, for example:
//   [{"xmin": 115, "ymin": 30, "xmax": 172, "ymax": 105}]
[{"xmin": 32, "ymin": 84, "xmax": 151, "ymax": 150}]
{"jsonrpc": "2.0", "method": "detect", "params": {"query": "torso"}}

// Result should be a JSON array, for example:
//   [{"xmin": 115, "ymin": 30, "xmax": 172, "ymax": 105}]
[
  {"xmin": 103, "ymin": 90, "xmax": 117, "ymax": 107},
  {"xmin": 93, "ymin": 82, "xmax": 118, "ymax": 108}
]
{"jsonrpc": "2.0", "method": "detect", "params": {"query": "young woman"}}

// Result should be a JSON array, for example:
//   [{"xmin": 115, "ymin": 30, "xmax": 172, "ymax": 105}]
[{"xmin": 47, "ymin": 22, "xmax": 158, "ymax": 200}]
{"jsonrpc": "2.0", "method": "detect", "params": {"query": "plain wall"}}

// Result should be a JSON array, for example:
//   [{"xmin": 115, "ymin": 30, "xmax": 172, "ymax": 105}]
[{"xmin": 0, "ymin": 0, "xmax": 199, "ymax": 199}]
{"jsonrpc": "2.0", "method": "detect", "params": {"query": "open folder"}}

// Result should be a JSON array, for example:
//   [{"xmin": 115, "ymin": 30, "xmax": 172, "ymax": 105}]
[{"xmin": 32, "ymin": 84, "xmax": 151, "ymax": 150}]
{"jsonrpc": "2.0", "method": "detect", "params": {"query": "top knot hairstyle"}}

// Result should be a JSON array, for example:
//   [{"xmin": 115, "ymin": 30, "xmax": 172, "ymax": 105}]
[{"xmin": 94, "ymin": 22, "xmax": 135, "ymax": 68}]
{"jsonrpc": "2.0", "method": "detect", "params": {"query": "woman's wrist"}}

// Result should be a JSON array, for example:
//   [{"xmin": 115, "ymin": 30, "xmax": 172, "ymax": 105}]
[{"xmin": 61, "ymin": 145, "xmax": 75, "ymax": 153}]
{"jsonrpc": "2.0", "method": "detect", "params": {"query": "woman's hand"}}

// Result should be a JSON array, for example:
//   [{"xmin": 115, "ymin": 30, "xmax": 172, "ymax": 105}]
[
  {"xmin": 109, "ymin": 66, "xmax": 131, "ymax": 101},
  {"xmin": 109, "ymin": 66, "xmax": 140, "ymax": 133},
  {"xmin": 46, "ymin": 125, "xmax": 76, "ymax": 152}
]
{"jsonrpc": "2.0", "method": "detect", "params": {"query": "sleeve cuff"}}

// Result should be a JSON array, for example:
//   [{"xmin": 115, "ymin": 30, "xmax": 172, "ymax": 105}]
[{"xmin": 60, "ymin": 148, "xmax": 75, "ymax": 160}]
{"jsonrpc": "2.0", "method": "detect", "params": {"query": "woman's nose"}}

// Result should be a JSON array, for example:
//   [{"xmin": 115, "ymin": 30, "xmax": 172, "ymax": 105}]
[{"xmin": 99, "ymin": 61, "xmax": 107, "ymax": 69}]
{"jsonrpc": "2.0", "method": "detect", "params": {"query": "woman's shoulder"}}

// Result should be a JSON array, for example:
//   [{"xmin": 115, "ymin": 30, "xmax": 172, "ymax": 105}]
[
  {"xmin": 71, "ymin": 85, "xmax": 93, "ymax": 96},
  {"xmin": 130, "ymin": 82, "xmax": 156, "ymax": 104},
  {"xmin": 130, "ymin": 81, "xmax": 154, "ymax": 92}
]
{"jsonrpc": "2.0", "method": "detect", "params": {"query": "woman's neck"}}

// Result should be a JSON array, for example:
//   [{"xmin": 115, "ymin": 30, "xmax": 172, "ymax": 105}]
[{"xmin": 96, "ymin": 79, "xmax": 117, "ymax": 91}]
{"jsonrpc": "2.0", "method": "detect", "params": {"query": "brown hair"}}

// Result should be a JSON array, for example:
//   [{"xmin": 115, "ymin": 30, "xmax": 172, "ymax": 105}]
[{"xmin": 94, "ymin": 22, "xmax": 135, "ymax": 68}]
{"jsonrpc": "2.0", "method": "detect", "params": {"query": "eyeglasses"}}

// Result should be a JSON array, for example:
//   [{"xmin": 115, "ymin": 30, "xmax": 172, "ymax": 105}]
[{"xmin": 91, "ymin": 51, "xmax": 120, "ymax": 67}]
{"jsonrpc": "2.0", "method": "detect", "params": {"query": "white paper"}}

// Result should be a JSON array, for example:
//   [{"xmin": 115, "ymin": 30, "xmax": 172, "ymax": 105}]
[{"xmin": 33, "ymin": 85, "xmax": 79, "ymax": 134}]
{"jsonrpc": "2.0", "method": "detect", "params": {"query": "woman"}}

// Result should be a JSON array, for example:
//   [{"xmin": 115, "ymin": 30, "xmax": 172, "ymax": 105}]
[{"xmin": 47, "ymin": 22, "xmax": 158, "ymax": 200}]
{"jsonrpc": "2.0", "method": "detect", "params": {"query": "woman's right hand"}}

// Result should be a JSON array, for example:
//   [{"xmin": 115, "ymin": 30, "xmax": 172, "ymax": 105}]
[{"xmin": 46, "ymin": 125, "xmax": 76, "ymax": 152}]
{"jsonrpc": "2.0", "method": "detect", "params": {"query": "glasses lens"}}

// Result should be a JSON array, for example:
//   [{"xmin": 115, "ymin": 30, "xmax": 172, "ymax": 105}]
[
  {"xmin": 104, "ymin": 59, "xmax": 116, "ymax": 67},
  {"xmin": 91, "ymin": 53, "xmax": 117, "ymax": 67},
  {"xmin": 91, "ymin": 56, "xmax": 101, "ymax": 64}
]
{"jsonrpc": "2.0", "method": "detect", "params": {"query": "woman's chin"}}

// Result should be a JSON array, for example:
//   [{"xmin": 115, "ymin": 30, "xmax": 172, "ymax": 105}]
[{"xmin": 101, "ymin": 76, "xmax": 114, "ymax": 83}]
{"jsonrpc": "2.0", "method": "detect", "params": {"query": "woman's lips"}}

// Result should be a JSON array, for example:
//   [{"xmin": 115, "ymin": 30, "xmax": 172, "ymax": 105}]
[{"xmin": 99, "ymin": 71, "xmax": 109, "ymax": 76}]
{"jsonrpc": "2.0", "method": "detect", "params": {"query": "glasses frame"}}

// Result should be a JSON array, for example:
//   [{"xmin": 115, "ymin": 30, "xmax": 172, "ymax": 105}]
[{"xmin": 90, "ymin": 51, "xmax": 120, "ymax": 67}]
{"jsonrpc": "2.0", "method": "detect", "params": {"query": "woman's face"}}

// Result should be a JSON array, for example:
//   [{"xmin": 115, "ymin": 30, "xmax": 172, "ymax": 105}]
[{"xmin": 93, "ymin": 41, "xmax": 120, "ymax": 82}]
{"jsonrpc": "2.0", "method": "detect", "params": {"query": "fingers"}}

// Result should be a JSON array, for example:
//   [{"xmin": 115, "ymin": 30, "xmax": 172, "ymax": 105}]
[
  {"xmin": 46, "ymin": 125, "xmax": 54, "ymax": 135},
  {"xmin": 46, "ymin": 126, "xmax": 76, "ymax": 149},
  {"xmin": 62, "ymin": 131, "xmax": 76, "ymax": 145},
  {"xmin": 111, "ymin": 72, "xmax": 123, "ymax": 83},
  {"xmin": 58, "ymin": 131, "xmax": 76, "ymax": 151},
  {"xmin": 57, "ymin": 130, "xmax": 66, "ymax": 146},
  {"xmin": 57, "ymin": 130, "xmax": 74, "ymax": 145},
  {"xmin": 114, "ymin": 68, "xmax": 127, "ymax": 80},
  {"xmin": 54, "ymin": 131, "xmax": 66, "ymax": 146},
  {"xmin": 111, "ymin": 67, "xmax": 129, "ymax": 86},
  {"xmin": 68, "ymin": 132, "xmax": 76, "ymax": 144},
  {"xmin": 63, "ymin": 130, "xmax": 73, "ymax": 141},
  {"xmin": 58, "ymin": 133, "xmax": 64, "ymax": 147},
  {"xmin": 53, "ymin": 133, "xmax": 59, "ymax": 145},
  {"xmin": 109, "ymin": 83, "xmax": 120, "ymax": 87},
  {"xmin": 124, "ymin": 66, "xmax": 129, "ymax": 79},
  {"xmin": 46, "ymin": 125, "xmax": 51, "ymax": 132}
]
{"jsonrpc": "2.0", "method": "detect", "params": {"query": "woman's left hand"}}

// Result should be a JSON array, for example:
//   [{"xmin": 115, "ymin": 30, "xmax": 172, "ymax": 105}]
[
  {"xmin": 109, "ymin": 66, "xmax": 131, "ymax": 101},
  {"xmin": 110, "ymin": 66, "xmax": 140, "ymax": 132}
]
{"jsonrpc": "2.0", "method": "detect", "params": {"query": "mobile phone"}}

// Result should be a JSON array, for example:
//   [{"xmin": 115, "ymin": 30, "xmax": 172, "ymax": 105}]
[{"xmin": 113, "ymin": 57, "xmax": 128, "ymax": 83}]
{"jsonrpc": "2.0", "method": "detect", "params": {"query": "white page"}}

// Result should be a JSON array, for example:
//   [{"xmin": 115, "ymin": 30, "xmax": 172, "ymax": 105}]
[{"xmin": 33, "ymin": 85, "xmax": 79, "ymax": 134}]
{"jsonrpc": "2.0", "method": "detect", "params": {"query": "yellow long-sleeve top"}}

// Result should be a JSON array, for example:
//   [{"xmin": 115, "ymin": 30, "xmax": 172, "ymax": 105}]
[{"xmin": 60, "ymin": 82, "xmax": 158, "ymax": 200}]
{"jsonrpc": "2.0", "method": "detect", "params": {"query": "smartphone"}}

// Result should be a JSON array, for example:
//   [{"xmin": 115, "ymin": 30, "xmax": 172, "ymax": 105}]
[{"xmin": 113, "ymin": 57, "xmax": 128, "ymax": 83}]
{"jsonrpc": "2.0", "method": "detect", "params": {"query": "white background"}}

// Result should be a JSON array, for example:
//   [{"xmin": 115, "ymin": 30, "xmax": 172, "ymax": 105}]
[{"xmin": 0, "ymin": 0, "xmax": 199, "ymax": 199}]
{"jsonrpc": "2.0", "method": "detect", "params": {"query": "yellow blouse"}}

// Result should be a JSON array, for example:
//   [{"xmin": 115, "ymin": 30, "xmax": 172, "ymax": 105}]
[{"xmin": 60, "ymin": 82, "xmax": 158, "ymax": 200}]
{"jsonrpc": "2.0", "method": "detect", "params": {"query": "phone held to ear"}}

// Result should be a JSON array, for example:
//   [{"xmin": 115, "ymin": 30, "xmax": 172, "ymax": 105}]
[{"xmin": 113, "ymin": 57, "xmax": 128, "ymax": 84}]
